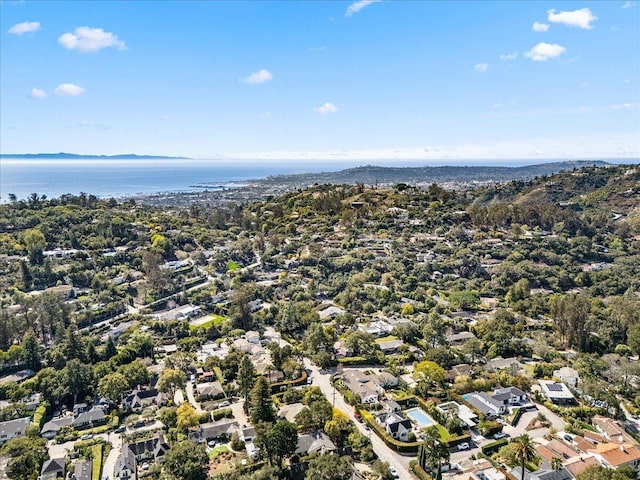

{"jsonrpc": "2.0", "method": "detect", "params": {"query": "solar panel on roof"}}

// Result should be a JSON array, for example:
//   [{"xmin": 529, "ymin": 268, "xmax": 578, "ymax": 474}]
[{"xmin": 547, "ymin": 384, "xmax": 563, "ymax": 391}]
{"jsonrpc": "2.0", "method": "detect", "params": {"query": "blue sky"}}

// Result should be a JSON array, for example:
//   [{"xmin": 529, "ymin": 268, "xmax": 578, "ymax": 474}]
[{"xmin": 1, "ymin": 0, "xmax": 639, "ymax": 161}]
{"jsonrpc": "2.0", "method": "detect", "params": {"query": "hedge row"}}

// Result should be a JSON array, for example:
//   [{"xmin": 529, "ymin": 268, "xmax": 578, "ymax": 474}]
[
  {"xmin": 411, "ymin": 464, "xmax": 433, "ymax": 480},
  {"xmin": 359, "ymin": 409, "xmax": 420, "ymax": 453},
  {"xmin": 337, "ymin": 356, "xmax": 371, "ymax": 366},
  {"xmin": 212, "ymin": 408, "xmax": 233, "ymax": 421},
  {"xmin": 33, "ymin": 405, "xmax": 47, "ymax": 429},
  {"xmin": 481, "ymin": 438, "xmax": 509, "ymax": 455},
  {"xmin": 270, "ymin": 370, "xmax": 308, "ymax": 393},
  {"xmin": 91, "ymin": 444, "xmax": 103, "ymax": 480}
]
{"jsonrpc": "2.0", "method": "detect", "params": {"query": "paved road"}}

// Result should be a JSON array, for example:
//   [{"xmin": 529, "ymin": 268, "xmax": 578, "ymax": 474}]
[
  {"xmin": 304, "ymin": 360, "xmax": 415, "ymax": 480},
  {"xmin": 186, "ymin": 381, "xmax": 204, "ymax": 413}
]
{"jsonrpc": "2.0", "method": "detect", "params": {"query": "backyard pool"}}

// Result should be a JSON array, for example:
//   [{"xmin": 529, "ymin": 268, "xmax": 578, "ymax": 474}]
[{"xmin": 406, "ymin": 407, "xmax": 436, "ymax": 428}]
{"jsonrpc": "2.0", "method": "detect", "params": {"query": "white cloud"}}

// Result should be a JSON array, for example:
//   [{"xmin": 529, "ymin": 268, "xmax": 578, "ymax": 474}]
[
  {"xmin": 612, "ymin": 102, "xmax": 640, "ymax": 109},
  {"xmin": 623, "ymin": 1, "xmax": 635, "ymax": 8},
  {"xmin": 499, "ymin": 52, "xmax": 518, "ymax": 61},
  {"xmin": 78, "ymin": 121, "xmax": 109, "ymax": 129},
  {"xmin": 8, "ymin": 21, "xmax": 40, "ymax": 35},
  {"xmin": 474, "ymin": 63, "xmax": 489, "ymax": 73},
  {"xmin": 547, "ymin": 8, "xmax": 597, "ymax": 29},
  {"xmin": 58, "ymin": 26, "xmax": 125, "ymax": 52},
  {"xmin": 532, "ymin": 22, "xmax": 550, "ymax": 32},
  {"xmin": 315, "ymin": 102, "xmax": 338, "ymax": 115},
  {"xmin": 524, "ymin": 42, "xmax": 566, "ymax": 61},
  {"xmin": 345, "ymin": 0, "xmax": 380, "ymax": 17},
  {"xmin": 54, "ymin": 83, "xmax": 85, "ymax": 96},
  {"xmin": 30, "ymin": 88, "xmax": 46, "ymax": 99},
  {"xmin": 242, "ymin": 69, "xmax": 273, "ymax": 85}
]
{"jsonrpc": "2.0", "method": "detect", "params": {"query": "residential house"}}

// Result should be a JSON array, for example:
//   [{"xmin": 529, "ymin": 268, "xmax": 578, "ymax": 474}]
[
  {"xmin": 445, "ymin": 364, "xmax": 473, "ymax": 382},
  {"xmin": 245, "ymin": 331, "xmax": 261, "ymax": 344},
  {"xmin": 486, "ymin": 357, "xmax": 521, "ymax": 373},
  {"xmin": 471, "ymin": 467, "xmax": 506, "ymax": 480},
  {"xmin": 376, "ymin": 412, "xmax": 412, "ymax": 441},
  {"xmin": 241, "ymin": 426, "xmax": 257, "ymax": 443},
  {"xmin": 358, "ymin": 320, "xmax": 393, "ymax": 337},
  {"xmin": 295, "ymin": 431, "xmax": 337, "ymax": 455},
  {"xmin": 41, "ymin": 416, "xmax": 73, "ymax": 439},
  {"xmin": 538, "ymin": 380, "xmax": 575, "ymax": 405},
  {"xmin": 491, "ymin": 387, "xmax": 528, "ymax": 406},
  {"xmin": 553, "ymin": 367, "xmax": 580, "ymax": 388},
  {"xmin": 445, "ymin": 331, "xmax": 477, "ymax": 346},
  {"xmin": 195, "ymin": 381, "xmax": 225, "ymax": 401},
  {"xmin": 562, "ymin": 456, "xmax": 600, "ymax": 478},
  {"xmin": 437, "ymin": 401, "xmax": 478, "ymax": 428},
  {"xmin": 114, "ymin": 446, "xmax": 137, "ymax": 480},
  {"xmin": 123, "ymin": 387, "xmax": 165, "ymax": 412},
  {"xmin": 341, "ymin": 371, "xmax": 381, "ymax": 404},
  {"xmin": 333, "ymin": 340, "xmax": 353, "ymax": 358},
  {"xmin": 378, "ymin": 339, "xmax": 404, "ymax": 354},
  {"xmin": 72, "ymin": 407, "xmax": 106, "ymax": 429},
  {"xmin": 188, "ymin": 419, "xmax": 238, "ymax": 443},
  {"xmin": 0, "ymin": 417, "xmax": 30, "ymax": 446},
  {"xmin": 589, "ymin": 443, "xmax": 640, "ymax": 472},
  {"xmin": 73, "ymin": 459, "xmax": 93, "ymax": 480},
  {"xmin": 381, "ymin": 400, "xmax": 402, "ymax": 414},
  {"xmin": 128, "ymin": 434, "xmax": 171, "ymax": 464},
  {"xmin": 592, "ymin": 416, "xmax": 633, "ymax": 443},
  {"xmin": 40, "ymin": 457, "xmax": 66, "ymax": 480},
  {"xmin": 371, "ymin": 372, "xmax": 399, "ymax": 389},
  {"xmin": 510, "ymin": 466, "xmax": 572, "ymax": 480},
  {"xmin": 278, "ymin": 403, "xmax": 307, "ymax": 423},
  {"xmin": 318, "ymin": 305, "xmax": 346, "ymax": 320},
  {"xmin": 465, "ymin": 392, "xmax": 507, "ymax": 418}
]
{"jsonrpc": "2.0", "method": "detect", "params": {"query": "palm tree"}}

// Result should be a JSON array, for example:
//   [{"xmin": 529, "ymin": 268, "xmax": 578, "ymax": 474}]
[
  {"xmin": 512, "ymin": 434, "xmax": 538, "ymax": 480},
  {"xmin": 550, "ymin": 456, "xmax": 562, "ymax": 472}
]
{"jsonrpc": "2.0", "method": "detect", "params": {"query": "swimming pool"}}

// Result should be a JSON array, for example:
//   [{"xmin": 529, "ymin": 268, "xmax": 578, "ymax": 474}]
[{"xmin": 406, "ymin": 407, "xmax": 436, "ymax": 428}]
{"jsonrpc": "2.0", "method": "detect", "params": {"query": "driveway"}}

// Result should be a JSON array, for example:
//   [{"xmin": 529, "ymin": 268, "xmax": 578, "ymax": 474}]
[
  {"xmin": 186, "ymin": 381, "xmax": 204, "ymax": 413},
  {"xmin": 304, "ymin": 359, "xmax": 415, "ymax": 480}
]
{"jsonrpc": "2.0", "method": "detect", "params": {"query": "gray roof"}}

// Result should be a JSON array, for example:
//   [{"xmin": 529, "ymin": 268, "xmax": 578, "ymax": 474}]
[
  {"xmin": 115, "ymin": 446, "xmax": 137, "ymax": 477},
  {"xmin": 72, "ymin": 408, "xmax": 105, "ymax": 426},
  {"xmin": 511, "ymin": 466, "xmax": 573, "ymax": 480},
  {"xmin": 465, "ymin": 392, "xmax": 503, "ymax": 415},
  {"xmin": 41, "ymin": 457, "xmax": 65, "ymax": 476},
  {"xmin": 295, "ymin": 431, "xmax": 336, "ymax": 455},
  {"xmin": 41, "ymin": 416, "xmax": 73, "ymax": 434},
  {"xmin": 74, "ymin": 459, "xmax": 93, "ymax": 480},
  {"xmin": 188, "ymin": 418, "xmax": 239, "ymax": 441},
  {"xmin": 493, "ymin": 387, "xmax": 526, "ymax": 401},
  {"xmin": 0, "ymin": 416, "xmax": 30, "ymax": 438}
]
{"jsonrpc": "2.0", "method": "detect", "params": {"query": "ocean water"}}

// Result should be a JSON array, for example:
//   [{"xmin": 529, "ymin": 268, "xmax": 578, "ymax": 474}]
[{"xmin": 0, "ymin": 158, "xmax": 354, "ymax": 201}]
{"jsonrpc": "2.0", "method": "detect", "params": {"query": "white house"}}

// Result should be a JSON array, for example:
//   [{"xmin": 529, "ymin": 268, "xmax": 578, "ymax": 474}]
[
  {"xmin": 553, "ymin": 367, "xmax": 580, "ymax": 388},
  {"xmin": 0, "ymin": 417, "xmax": 30, "ymax": 446}
]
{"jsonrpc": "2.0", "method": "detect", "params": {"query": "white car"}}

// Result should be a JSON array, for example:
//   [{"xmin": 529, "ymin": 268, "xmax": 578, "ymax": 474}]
[
  {"xmin": 219, "ymin": 400, "xmax": 230, "ymax": 408},
  {"xmin": 456, "ymin": 442, "xmax": 470, "ymax": 451},
  {"xmin": 389, "ymin": 467, "xmax": 399, "ymax": 479}
]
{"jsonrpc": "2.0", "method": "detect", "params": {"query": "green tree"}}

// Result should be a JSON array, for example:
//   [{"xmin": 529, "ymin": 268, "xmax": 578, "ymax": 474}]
[
  {"xmin": 162, "ymin": 440, "xmax": 208, "ymax": 480},
  {"xmin": 512, "ymin": 434, "xmax": 538, "ymax": 480},
  {"xmin": 418, "ymin": 427, "xmax": 449, "ymax": 480},
  {"xmin": 1, "ymin": 435, "xmax": 49, "ymax": 480},
  {"xmin": 21, "ymin": 330, "xmax": 41, "ymax": 371},
  {"xmin": 97, "ymin": 372, "xmax": 129, "ymax": 404},
  {"xmin": 103, "ymin": 336, "xmax": 117, "ymax": 360},
  {"xmin": 157, "ymin": 368, "xmax": 186, "ymax": 398},
  {"xmin": 413, "ymin": 360, "xmax": 445, "ymax": 388},
  {"xmin": 575, "ymin": 465, "xmax": 634, "ymax": 480},
  {"xmin": 250, "ymin": 376, "xmax": 276, "ymax": 424},
  {"xmin": 304, "ymin": 453, "xmax": 354, "ymax": 480},
  {"xmin": 23, "ymin": 228, "xmax": 46, "ymax": 265},
  {"xmin": 257, "ymin": 420, "xmax": 298, "ymax": 469},
  {"xmin": 237, "ymin": 355, "xmax": 255, "ymax": 411}
]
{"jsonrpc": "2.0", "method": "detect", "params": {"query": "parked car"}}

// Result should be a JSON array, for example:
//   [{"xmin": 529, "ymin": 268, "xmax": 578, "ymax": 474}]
[
  {"xmin": 389, "ymin": 467, "xmax": 399, "ymax": 479},
  {"xmin": 564, "ymin": 434, "xmax": 573, "ymax": 442},
  {"xmin": 456, "ymin": 442, "xmax": 470, "ymax": 451},
  {"xmin": 208, "ymin": 440, "xmax": 216, "ymax": 447},
  {"xmin": 141, "ymin": 462, "xmax": 150, "ymax": 471},
  {"xmin": 114, "ymin": 426, "xmax": 126, "ymax": 433},
  {"xmin": 219, "ymin": 401, "xmax": 231, "ymax": 408},
  {"xmin": 354, "ymin": 413, "xmax": 363, "ymax": 423},
  {"xmin": 493, "ymin": 432, "xmax": 508, "ymax": 440},
  {"xmin": 80, "ymin": 434, "xmax": 94, "ymax": 440}
]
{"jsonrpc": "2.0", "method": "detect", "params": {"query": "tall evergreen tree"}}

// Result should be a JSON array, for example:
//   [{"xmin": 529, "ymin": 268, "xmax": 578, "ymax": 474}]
[
  {"xmin": 22, "ymin": 329, "xmax": 41, "ymax": 371},
  {"xmin": 250, "ymin": 376, "xmax": 275, "ymax": 424},
  {"xmin": 238, "ymin": 355, "xmax": 255, "ymax": 411}
]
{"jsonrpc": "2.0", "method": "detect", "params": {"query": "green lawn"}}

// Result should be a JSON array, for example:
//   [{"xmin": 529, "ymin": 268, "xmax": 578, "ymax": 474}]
[
  {"xmin": 189, "ymin": 314, "xmax": 227, "ymax": 330},
  {"xmin": 374, "ymin": 335, "xmax": 399, "ymax": 344},
  {"xmin": 208, "ymin": 444, "xmax": 229, "ymax": 459},
  {"xmin": 226, "ymin": 261, "xmax": 240, "ymax": 271}
]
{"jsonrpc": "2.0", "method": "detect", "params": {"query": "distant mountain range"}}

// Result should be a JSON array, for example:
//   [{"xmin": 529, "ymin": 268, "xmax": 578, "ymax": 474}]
[
  {"xmin": 0, "ymin": 153, "xmax": 188, "ymax": 159},
  {"xmin": 257, "ymin": 160, "xmax": 613, "ymax": 186}
]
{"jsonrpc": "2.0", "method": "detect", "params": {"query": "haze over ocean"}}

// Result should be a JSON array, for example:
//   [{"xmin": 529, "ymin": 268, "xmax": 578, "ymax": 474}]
[{"xmin": 2, "ymin": 157, "xmax": 638, "ymax": 202}]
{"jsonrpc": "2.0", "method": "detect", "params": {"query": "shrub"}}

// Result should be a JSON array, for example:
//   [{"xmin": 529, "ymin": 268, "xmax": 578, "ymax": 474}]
[{"xmin": 481, "ymin": 438, "xmax": 508, "ymax": 455}]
